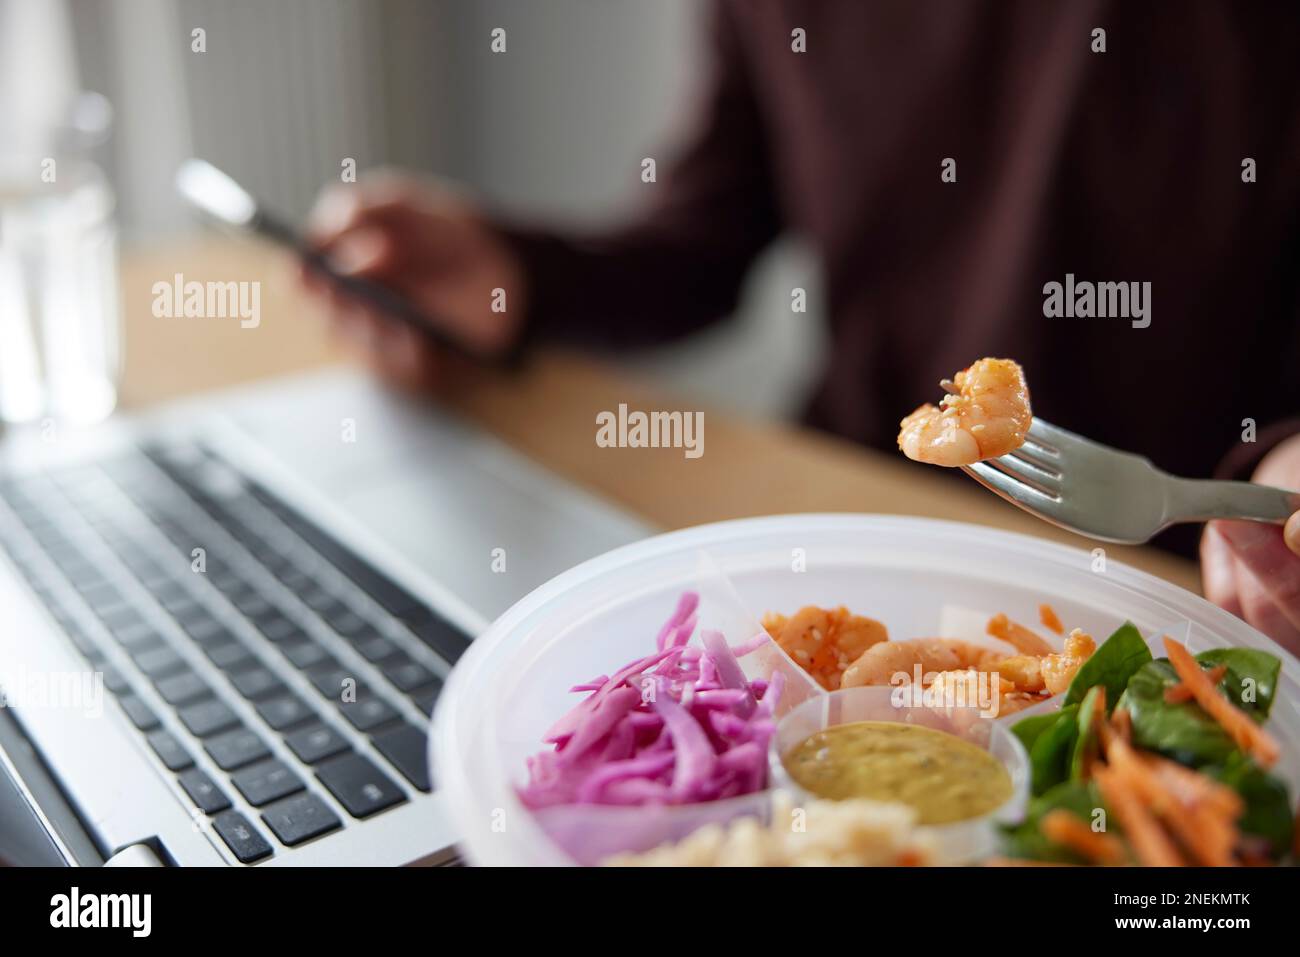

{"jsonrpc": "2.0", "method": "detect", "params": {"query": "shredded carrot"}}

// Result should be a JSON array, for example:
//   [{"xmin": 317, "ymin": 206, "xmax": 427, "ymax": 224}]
[
  {"xmin": 1112, "ymin": 707, "xmax": 1132, "ymax": 745},
  {"xmin": 1164, "ymin": 663, "xmax": 1228, "ymax": 704},
  {"xmin": 987, "ymin": 613, "xmax": 1055, "ymax": 656},
  {"xmin": 1038, "ymin": 603, "xmax": 1065, "ymax": 635},
  {"xmin": 1147, "ymin": 753, "xmax": 1243, "ymax": 820},
  {"xmin": 1107, "ymin": 738, "xmax": 1240, "ymax": 866},
  {"xmin": 1094, "ymin": 765, "xmax": 1186, "ymax": 866},
  {"xmin": 1041, "ymin": 809, "xmax": 1127, "ymax": 865},
  {"xmin": 1163, "ymin": 637, "xmax": 1280, "ymax": 768}
]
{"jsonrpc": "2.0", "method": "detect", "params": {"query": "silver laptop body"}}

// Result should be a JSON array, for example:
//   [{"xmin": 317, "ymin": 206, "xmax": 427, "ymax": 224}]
[{"xmin": 0, "ymin": 368, "xmax": 650, "ymax": 865}]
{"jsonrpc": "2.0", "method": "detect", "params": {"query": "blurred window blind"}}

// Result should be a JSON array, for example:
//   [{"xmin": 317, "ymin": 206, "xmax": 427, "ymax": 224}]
[{"xmin": 173, "ymin": 0, "xmax": 390, "ymax": 221}]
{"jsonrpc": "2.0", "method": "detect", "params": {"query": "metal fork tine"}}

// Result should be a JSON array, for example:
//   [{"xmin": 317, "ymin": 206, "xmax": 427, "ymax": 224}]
[
  {"xmin": 1008, "ymin": 440, "xmax": 1061, "ymax": 474},
  {"xmin": 984, "ymin": 456, "xmax": 1063, "ymax": 499},
  {"xmin": 1002, "ymin": 448, "xmax": 1063, "ymax": 484},
  {"xmin": 1026, "ymin": 417, "xmax": 1093, "ymax": 455},
  {"xmin": 965, "ymin": 460, "xmax": 1063, "ymax": 506},
  {"xmin": 1020, "ymin": 435, "xmax": 1059, "ymax": 461}
]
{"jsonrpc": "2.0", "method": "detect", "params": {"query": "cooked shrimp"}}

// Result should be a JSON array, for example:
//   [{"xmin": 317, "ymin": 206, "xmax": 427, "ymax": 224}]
[
  {"xmin": 928, "ymin": 667, "xmax": 1048, "ymax": 718},
  {"xmin": 1040, "ymin": 628, "xmax": 1096, "ymax": 695},
  {"xmin": 897, "ymin": 358, "xmax": 1032, "ymax": 467},
  {"xmin": 994, "ymin": 655, "xmax": 1046, "ymax": 692},
  {"xmin": 987, "ymin": 613, "xmax": 1055, "ymax": 656},
  {"xmin": 840, "ymin": 638, "xmax": 1004, "ymax": 689},
  {"xmin": 764, "ymin": 606, "xmax": 888, "ymax": 690}
]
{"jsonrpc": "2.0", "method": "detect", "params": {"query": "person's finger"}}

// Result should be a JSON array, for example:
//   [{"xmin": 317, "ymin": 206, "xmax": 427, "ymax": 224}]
[
  {"xmin": 1214, "ymin": 519, "xmax": 1300, "ymax": 632},
  {"xmin": 1233, "ymin": 559, "xmax": 1300, "ymax": 651},
  {"xmin": 1285, "ymin": 511, "xmax": 1300, "ymax": 558},
  {"xmin": 304, "ymin": 178, "xmax": 425, "ymax": 248},
  {"xmin": 1200, "ymin": 524, "xmax": 1245, "ymax": 618},
  {"xmin": 327, "ymin": 228, "xmax": 398, "ymax": 278}
]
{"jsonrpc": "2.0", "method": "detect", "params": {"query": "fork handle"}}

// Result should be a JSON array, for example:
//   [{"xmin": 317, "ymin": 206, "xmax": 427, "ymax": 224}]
[{"xmin": 1165, "ymin": 477, "xmax": 1300, "ymax": 525}]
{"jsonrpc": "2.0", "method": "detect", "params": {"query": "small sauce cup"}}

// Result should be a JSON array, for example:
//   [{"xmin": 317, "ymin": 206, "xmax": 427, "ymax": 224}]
[{"xmin": 770, "ymin": 685, "xmax": 1030, "ymax": 862}]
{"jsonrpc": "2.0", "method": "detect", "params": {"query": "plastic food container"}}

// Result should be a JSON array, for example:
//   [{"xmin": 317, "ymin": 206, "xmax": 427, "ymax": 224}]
[
  {"xmin": 431, "ymin": 514, "xmax": 1300, "ymax": 866},
  {"xmin": 770, "ymin": 686, "xmax": 1030, "ymax": 863}
]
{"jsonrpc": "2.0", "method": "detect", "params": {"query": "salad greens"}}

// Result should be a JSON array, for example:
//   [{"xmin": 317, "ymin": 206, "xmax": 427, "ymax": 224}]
[
  {"xmin": 1119, "ymin": 647, "xmax": 1281, "ymax": 767},
  {"xmin": 1027, "ymin": 703, "xmax": 1079, "ymax": 795},
  {"xmin": 1005, "ymin": 622, "xmax": 1293, "ymax": 864},
  {"xmin": 1207, "ymin": 753, "xmax": 1294, "ymax": 856},
  {"xmin": 1069, "ymin": 685, "xmax": 1104, "ymax": 782},
  {"xmin": 1001, "ymin": 780, "xmax": 1111, "ymax": 865},
  {"xmin": 1061, "ymin": 621, "xmax": 1150, "ymax": 710}
]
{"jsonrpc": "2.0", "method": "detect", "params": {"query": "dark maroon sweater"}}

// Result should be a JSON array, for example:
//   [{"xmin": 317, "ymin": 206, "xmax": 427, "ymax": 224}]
[{"xmin": 502, "ymin": 1, "xmax": 1300, "ymax": 555}]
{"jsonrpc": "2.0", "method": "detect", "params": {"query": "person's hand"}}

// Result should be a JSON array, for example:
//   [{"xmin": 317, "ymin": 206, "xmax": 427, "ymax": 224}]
[
  {"xmin": 297, "ymin": 172, "xmax": 526, "ymax": 391},
  {"xmin": 1201, "ymin": 433, "xmax": 1300, "ymax": 654}
]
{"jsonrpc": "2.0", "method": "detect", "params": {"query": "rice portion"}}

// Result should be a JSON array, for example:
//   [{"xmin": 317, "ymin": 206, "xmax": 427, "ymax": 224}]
[{"xmin": 603, "ymin": 794, "xmax": 934, "ymax": 867}]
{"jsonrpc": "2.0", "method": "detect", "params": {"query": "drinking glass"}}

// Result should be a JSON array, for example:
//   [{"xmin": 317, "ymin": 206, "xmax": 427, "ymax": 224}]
[{"xmin": 0, "ymin": 91, "xmax": 120, "ymax": 427}]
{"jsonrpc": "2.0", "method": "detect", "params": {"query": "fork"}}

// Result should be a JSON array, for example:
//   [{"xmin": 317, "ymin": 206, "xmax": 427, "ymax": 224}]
[{"xmin": 962, "ymin": 418, "xmax": 1300, "ymax": 544}]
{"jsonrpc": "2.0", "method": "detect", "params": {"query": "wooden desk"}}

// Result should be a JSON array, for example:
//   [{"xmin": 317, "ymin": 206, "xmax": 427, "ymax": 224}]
[{"xmin": 120, "ymin": 239, "xmax": 1200, "ymax": 592}]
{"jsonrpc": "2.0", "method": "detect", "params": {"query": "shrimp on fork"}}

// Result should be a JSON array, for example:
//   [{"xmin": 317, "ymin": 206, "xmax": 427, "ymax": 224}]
[{"xmin": 898, "ymin": 357, "xmax": 1032, "ymax": 467}]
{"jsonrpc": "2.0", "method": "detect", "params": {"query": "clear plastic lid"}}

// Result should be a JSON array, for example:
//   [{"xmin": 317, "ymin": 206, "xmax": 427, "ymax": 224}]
[{"xmin": 432, "ymin": 515, "xmax": 1300, "ymax": 866}]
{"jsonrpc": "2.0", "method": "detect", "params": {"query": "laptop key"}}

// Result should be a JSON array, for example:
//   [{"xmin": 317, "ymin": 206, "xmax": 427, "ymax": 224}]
[
  {"xmin": 112, "ymin": 622, "xmax": 164, "ymax": 652},
  {"xmin": 307, "ymin": 664, "xmax": 353, "ymax": 701},
  {"xmin": 229, "ymin": 666, "xmax": 284, "ymax": 701},
  {"xmin": 64, "ymin": 628, "xmax": 103, "ymax": 662},
  {"xmin": 315, "ymin": 753, "xmax": 405, "ymax": 818},
  {"xmin": 231, "ymin": 758, "xmax": 304, "ymax": 807},
  {"xmin": 404, "ymin": 611, "xmax": 472, "ymax": 666},
  {"xmin": 337, "ymin": 695, "xmax": 399, "ymax": 732},
  {"xmin": 257, "ymin": 616, "xmax": 303, "ymax": 643},
  {"xmin": 255, "ymin": 693, "xmax": 313, "ymax": 731},
  {"xmin": 410, "ymin": 681, "xmax": 442, "ymax": 716},
  {"xmin": 379, "ymin": 654, "xmax": 434, "ymax": 693},
  {"xmin": 133, "ymin": 645, "xmax": 186, "ymax": 679},
  {"xmin": 97, "ymin": 604, "xmax": 143, "ymax": 632},
  {"xmin": 98, "ymin": 663, "xmax": 130, "ymax": 694},
  {"xmin": 206, "ymin": 641, "xmax": 254, "ymax": 671},
  {"xmin": 213, "ymin": 811, "xmax": 272, "ymax": 864},
  {"xmin": 285, "ymin": 723, "xmax": 350, "ymax": 764},
  {"xmin": 170, "ymin": 602, "xmax": 217, "ymax": 632},
  {"xmin": 178, "ymin": 699, "xmax": 240, "ymax": 737},
  {"xmin": 371, "ymin": 723, "xmax": 431, "ymax": 792},
  {"xmin": 204, "ymin": 727, "xmax": 270, "ymax": 771},
  {"xmin": 328, "ymin": 611, "xmax": 370, "ymax": 638},
  {"xmin": 353, "ymin": 635, "xmax": 398, "ymax": 663},
  {"xmin": 180, "ymin": 617, "xmax": 225, "ymax": 644},
  {"xmin": 178, "ymin": 767, "xmax": 231, "ymax": 815},
  {"xmin": 154, "ymin": 669, "xmax": 210, "ymax": 706},
  {"xmin": 146, "ymin": 730, "xmax": 193, "ymax": 771},
  {"xmin": 280, "ymin": 640, "xmax": 330, "ymax": 670},
  {"xmin": 118, "ymin": 694, "xmax": 160, "ymax": 731},
  {"xmin": 261, "ymin": 792, "xmax": 342, "ymax": 847}
]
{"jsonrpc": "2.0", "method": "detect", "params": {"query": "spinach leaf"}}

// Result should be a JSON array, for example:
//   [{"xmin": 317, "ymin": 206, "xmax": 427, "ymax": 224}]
[
  {"xmin": 1206, "ymin": 755, "xmax": 1295, "ymax": 858},
  {"xmin": 1118, "ymin": 646, "xmax": 1283, "ymax": 767},
  {"xmin": 1119, "ymin": 660, "xmax": 1236, "ymax": 766},
  {"xmin": 1011, "ymin": 709, "xmax": 1064, "ymax": 754},
  {"xmin": 1000, "ymin": 780, "xmax": 1112, "ymax": 864},
  {"xmin": 1063, "ymin": 621, "xmax": 1151, "ymax": 710},
  {"xmin": 1195, "ymin": 648, "xmax": 1280, "ymax": 719},
  {"xmin": 1028, "ymin": 704, "xmax": 1080, "ymax": 796},
  {"xmin": 1069, "ymin": 685, "xmax": 1104, "ymax": 782}
]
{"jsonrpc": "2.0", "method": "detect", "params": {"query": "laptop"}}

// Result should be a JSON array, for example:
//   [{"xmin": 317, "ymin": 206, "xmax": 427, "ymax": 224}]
[{"xmin": 0, "ymin": 367, "xmax": 652, "ymax": 865}]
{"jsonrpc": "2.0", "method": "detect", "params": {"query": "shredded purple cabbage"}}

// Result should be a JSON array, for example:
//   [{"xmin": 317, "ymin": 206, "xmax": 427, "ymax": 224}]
[{"xmin": 518, "ymin": 591, "xmax": 780, "ymax": 808}]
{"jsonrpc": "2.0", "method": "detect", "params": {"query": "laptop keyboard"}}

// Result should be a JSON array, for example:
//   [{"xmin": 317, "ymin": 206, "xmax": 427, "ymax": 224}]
[{"xmin": 0, "ymin": 440, "xmax": 473, "ymax": 863}]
